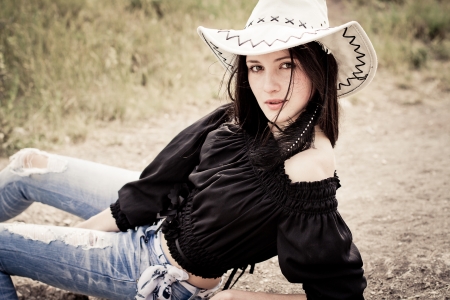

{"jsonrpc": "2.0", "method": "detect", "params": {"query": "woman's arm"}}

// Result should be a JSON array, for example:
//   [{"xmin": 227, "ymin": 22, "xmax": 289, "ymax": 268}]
[
  {"xmin": 212, "ymin": 290, "xmax": 306, "ymax": 300},
  {"xmin": 275, "ymin": 130, "xmax": 366, "ymax": 299},
  {"xmin": 112, "ymin": 103, "xmax": 231, "ymax": 231},
  {"xmin": 75, "ymin": 208, "xmax": 119, "ymax": 232}
]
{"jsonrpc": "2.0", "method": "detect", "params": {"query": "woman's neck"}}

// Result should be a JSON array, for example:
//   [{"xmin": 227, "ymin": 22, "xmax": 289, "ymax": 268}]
[{"xmin": 269, "ymin": 122, "xmax": 322, "ymax": 139}]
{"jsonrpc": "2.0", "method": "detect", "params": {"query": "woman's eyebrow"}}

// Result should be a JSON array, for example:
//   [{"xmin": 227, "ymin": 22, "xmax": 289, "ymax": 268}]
[
  {"xmin": 246, "ymin": 56, "xmax": 291, "ymax": 64},
  {"xmin": 274, "ymin": 56, "xmax": 291, "ymax": 62}
]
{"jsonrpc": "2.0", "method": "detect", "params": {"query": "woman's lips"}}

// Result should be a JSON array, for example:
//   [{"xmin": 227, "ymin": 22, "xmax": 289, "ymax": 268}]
[{"xmin": 265, "ymin": 99, "xmax": 287, "ymax": 110}]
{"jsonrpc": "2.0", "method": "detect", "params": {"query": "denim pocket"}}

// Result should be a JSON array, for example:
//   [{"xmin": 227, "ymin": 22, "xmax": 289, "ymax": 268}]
[{"xmin": 171, "ymin": 281, "xmax": 195, "ymax": 300}]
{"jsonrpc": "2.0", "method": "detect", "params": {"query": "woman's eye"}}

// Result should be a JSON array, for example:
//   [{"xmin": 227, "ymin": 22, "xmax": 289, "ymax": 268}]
[
  {"xmin": 249, "ymin": 65, "xmax": 263, "ymax": 72},
  {"xmin": 281, "ymin": 62, "xmax": 292, "ymax": 69}
]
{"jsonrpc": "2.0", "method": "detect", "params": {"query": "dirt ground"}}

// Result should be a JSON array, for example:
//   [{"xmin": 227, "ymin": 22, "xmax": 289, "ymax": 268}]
[
  {"xmin": 1, "ymin": 67, "xmax": 449, "ymax": 300},
  {"xmin": 1, "ymin": 2, "xmax": 450, "ymax": 298}
]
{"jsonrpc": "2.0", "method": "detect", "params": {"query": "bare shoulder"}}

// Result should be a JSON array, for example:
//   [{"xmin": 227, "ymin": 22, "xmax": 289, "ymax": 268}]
[{"xmin": 284, "ymin": 130, "xmax": 336, "ymax": 183}]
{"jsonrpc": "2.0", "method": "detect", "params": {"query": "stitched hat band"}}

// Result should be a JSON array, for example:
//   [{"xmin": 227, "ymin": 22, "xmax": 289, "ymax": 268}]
[{"xmin": 197, "ymin": 0, "xmax": 378, "ymax": 98}]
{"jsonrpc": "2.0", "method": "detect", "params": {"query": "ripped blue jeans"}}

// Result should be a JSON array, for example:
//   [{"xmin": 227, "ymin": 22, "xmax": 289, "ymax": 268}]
[{"xmin": 0, "ymin": 149, "xmax": 208, "ymax": 300}]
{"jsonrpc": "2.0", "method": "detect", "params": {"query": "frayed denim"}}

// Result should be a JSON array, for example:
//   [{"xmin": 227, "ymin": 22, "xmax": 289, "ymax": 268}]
[{"xmin": 0, "ymin": 149, "xmax": 202, "ymax": 300}]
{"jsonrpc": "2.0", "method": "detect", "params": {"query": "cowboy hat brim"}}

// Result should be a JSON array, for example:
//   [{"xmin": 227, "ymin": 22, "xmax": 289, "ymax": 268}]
[{"xmin": 198, "ymin": 21, "xmax": 377, "ymax": 98}]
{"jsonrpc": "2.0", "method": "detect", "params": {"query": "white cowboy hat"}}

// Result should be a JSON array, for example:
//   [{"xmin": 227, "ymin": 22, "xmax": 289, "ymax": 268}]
[{"xmin": 198, "ymin": 0, "xmax": 377, "ymax": 98}]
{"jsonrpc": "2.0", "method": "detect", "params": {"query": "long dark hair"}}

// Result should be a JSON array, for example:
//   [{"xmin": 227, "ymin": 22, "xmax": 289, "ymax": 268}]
[{"xmin": 225, "ymin": 42, "xmax": 339, "ymax": 170}]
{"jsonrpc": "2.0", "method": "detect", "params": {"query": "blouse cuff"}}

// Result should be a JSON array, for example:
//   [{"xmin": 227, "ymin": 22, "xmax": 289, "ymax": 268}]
[{"xmin": 110, "ymin": 201, "xmax": 132, "ymax": 232}]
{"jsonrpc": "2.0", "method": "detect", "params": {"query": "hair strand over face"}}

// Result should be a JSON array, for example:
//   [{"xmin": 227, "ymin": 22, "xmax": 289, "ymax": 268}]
[
  {"xmin": 224, "ymin": 42, "xmax": 339, "ymax": 170},
  {"xmin": 228, "ymin": 42, "xmax": 339, "ymax": 144}
]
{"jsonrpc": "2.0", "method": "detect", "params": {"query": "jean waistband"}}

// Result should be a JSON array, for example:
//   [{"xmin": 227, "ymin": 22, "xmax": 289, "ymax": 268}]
[
  {"xmin": 148, "ymin": 225, "xmax": 222, "ymax": 298},
  {"xmin": 152, "ymin": 228, "xmax": 169, "ymax": 264}
]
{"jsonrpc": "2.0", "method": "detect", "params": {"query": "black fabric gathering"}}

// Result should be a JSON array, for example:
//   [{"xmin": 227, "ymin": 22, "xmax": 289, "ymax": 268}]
[
  {"xmin": 111, "ymin": 105, "xmax": 366, "ymax": 299},
  {"xmin": 110, "ymin": 104, "xmax": 231, "ymax": 228}
]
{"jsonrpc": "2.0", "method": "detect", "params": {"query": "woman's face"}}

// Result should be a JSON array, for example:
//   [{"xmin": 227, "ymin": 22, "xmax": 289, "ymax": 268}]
[{"xmin": 246, "ymin": 50, "xmax": 312, "ymax": 129}]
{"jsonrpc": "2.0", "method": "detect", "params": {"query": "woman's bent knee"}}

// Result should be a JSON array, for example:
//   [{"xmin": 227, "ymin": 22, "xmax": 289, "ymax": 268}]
[
  {"xmin": 7, "ymin": 148, "xmax": 67, "ymax": 177},
  {"xmin": 0, "ymin": 149, "xmax": 69, "ymax": 221}
]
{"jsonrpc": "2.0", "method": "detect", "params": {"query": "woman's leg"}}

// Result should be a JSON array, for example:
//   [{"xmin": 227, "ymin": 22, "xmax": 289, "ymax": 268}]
[
  {"xmin": 0, "ymin": 223, "xmax": 201, "ymax": 300},
  {"xmin": 0, "ymin": 150, "xmax": 203, "ymax": 299},
  {"xmin": 0, "ymin": 223, "xmax": 148, "ymax": 300},
  {"xmin": 0, "ymin": 148, "xmax": 140, "ymax": 221}
]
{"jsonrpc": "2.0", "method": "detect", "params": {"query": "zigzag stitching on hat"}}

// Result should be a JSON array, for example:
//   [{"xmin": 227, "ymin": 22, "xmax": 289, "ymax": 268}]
[
  {"xmin": 201, "ymin": 33, "xmax": 234, "ymax": 71},
  {"xmin": 245, "ymin": 17, "xmax": 319, "ymax": 28},
  {"xmin": 337, "ymin": 27, "xmax": 368, "ymax": 92},
  {"xmin": 218, "ymin": 28, "xmax": 329, "ymax": 49}
]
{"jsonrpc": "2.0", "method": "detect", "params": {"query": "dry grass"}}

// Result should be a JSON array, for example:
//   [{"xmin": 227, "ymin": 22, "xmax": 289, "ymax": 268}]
[
  {"xmin": 346, "ymin": 0, "xmax": 450, "ymax": 89},
  {"xmin": 0, "ymin": 0, "xmax": 449, "ymax": 156},
  {"xmin": 0, "ymin": 0, "xmax": 256, "ymax": 155}
]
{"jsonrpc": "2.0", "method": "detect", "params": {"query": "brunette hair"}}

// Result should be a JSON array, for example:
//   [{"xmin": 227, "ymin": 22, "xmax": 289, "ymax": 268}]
[{"xmin": 227, "ymin": 41, "xmax": 339, "ymax": 147}]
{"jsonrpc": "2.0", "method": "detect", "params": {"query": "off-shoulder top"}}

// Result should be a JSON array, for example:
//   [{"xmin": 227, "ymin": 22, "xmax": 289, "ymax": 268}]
[{"xmin": 111, "ymin": 104, "xmax": 366, "ymax": 299}]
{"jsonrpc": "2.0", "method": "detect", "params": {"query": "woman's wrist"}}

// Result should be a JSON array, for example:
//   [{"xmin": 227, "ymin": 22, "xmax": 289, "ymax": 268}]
[{"xmin": 75, "ymin": 208, "xmax": 120, "ymax": 232}]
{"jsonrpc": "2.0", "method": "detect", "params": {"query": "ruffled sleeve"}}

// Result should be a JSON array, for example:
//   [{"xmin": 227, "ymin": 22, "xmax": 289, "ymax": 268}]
[
  {"xmin": 111, "ymin": 104, "xmax": 231, "ymax": 231},
  {"xmin": 276, "ymin": 177, "xmax": 366, "ymax": 299}
]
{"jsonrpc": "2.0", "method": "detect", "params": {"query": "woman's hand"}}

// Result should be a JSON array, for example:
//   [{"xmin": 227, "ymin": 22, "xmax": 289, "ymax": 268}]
[
  {"xmin": 75, "ymin": 208, "xmax": 120, "ymax": 232},
  {"xmin": 210, "ymin": 290, "xmax": 306, "ymax": 300}
]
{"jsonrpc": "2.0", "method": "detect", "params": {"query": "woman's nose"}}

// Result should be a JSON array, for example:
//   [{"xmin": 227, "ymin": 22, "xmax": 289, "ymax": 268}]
[{"xmin": 263, "ymin": 72, "xmax": 281, "ymax": 94}]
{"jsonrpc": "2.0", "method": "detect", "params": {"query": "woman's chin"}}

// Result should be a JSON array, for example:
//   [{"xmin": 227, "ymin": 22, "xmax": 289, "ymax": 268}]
[{"xmin": 267, "ymin": 115, "xmax": 293, "ymax": 127}]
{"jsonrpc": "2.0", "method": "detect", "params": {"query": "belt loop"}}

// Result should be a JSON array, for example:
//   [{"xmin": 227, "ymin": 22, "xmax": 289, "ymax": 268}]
[{"xmin": 187, "ymin": 288, "xmax": 199, "ymax": 300}]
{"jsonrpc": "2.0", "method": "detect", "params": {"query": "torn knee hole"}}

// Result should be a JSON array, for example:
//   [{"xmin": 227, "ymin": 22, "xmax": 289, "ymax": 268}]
[
  {"xmin": 23, "ymin": 153, "xmax": 48, "ymax": 169},
  {"xmin": 9, "ymin": 148, "xmax": 68, "ymax": 176}
]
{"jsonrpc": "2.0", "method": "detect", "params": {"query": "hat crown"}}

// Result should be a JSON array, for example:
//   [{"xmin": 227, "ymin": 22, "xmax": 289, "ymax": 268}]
[{"xmin": 245, "ymin": 0, "xmax": 329, "ymax": 30}]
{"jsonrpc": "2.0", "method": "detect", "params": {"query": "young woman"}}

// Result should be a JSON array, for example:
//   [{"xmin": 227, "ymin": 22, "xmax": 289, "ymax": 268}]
[{"xmin": 0, "ymin": 0, "xmax": 377, "ymax": 299}]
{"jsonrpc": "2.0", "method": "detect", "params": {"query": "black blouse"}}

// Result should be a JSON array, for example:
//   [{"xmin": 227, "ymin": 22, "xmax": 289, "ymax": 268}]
[{"xmin": 111, "ymin": 104, "xmax": 366, "ymax": 299}]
